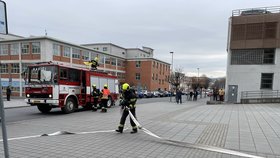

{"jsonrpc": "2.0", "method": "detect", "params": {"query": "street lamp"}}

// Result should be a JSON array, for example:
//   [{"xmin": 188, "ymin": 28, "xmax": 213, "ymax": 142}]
[
  {"xmin": 170, "ymin": 52, "xmax": 174, "ymax": 102},
  {"xmin": 197, "ymin": 68, "xmax": 199, "ymax": 88}
]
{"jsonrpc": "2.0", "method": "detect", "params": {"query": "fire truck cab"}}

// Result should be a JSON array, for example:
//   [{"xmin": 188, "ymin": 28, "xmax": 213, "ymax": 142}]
[{"xmin": 25, "ymin": 62, "xmax": 119, "ymax": 114}]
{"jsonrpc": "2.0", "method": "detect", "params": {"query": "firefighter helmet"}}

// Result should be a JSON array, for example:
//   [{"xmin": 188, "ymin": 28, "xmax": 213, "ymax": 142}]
[
  {"xmin": 104, "ymin": 84, "xmax": 108, "ymax": 88},
  {"xmin": 122, "ymin": 83, "xmax": 130, "ymax": 91},
  {"xmin": 92, "ymin": 84, "xmax": 96, "ymax": 87}
]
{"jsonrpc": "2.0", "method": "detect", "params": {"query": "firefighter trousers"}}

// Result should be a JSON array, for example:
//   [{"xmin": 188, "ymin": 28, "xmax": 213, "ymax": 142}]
[
  {"xmin": 119, "ymin": 107, "xmax": 136, "ymax": 128},
  {"xmin": 92, "ymin": 98, "xmax": 99, "ymax": 108},
  {"xmin": 101, "ymin": 99, "xmax": 108, "ymax": 109}
]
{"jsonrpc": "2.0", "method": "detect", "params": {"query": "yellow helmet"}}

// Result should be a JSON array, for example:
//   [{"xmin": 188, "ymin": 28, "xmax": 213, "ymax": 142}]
[
  {"xmin": 122, "ymin": 83, "xmax": 130, "ymax": 91},
  {"xmin": 92, "ymin": 84, "xmax": 96, "ymax": 87},
  {"xmin": 104, "ymin": 84, "xmax": 108, "ymax": 88},
  {"xmin": 94, "ymin": 57, "xmax": 98, "ymax": 61}
]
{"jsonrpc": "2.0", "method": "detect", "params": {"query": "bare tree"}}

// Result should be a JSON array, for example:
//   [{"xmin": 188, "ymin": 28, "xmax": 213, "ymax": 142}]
[{"xmin": 170, "ymin": 68, "xmax": 185, "ymax": 91}]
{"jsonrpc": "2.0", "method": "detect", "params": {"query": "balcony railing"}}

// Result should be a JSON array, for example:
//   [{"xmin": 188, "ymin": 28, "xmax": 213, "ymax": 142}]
[
  {"xmin": 232, "ymin": 6, "xmax": 280, "ymax": 16},
  {"xmin": 241, "ymin": 90, "xmax": 280, "ymax": 99}
]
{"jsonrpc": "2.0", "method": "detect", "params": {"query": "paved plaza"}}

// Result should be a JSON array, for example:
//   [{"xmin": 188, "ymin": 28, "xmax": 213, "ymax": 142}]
[{"xmin": 1, "ymin": 98, "xmax": 280, "ymax": 158}]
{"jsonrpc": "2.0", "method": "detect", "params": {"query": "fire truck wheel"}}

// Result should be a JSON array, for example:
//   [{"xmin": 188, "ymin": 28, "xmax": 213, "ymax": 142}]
[
  {"xmin": 37, "ymin": 105, "xmax": 52, "ymax": 113},
  {"xmin": 107, "ymin": 96, "xmax": 113, "ymax": 108},
  {"xmin": 62, "ymin": 98, "xmax": 77, "ymax": 114}
]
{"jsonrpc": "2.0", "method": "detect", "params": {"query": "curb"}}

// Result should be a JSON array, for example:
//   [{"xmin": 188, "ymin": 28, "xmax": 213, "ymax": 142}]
[{"xmin": 4, "ymin": 105, "xmax": 30, "ymax": 109}]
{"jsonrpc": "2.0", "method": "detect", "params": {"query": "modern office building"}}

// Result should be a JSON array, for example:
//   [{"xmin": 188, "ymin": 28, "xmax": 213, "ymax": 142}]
[
  {"xmin": 0, "ymin": 35, "xmax": 170, "ymax": 96},
  {"xmin": 226, "ymin": 6, "xmax": 280, "ymax": 103}
]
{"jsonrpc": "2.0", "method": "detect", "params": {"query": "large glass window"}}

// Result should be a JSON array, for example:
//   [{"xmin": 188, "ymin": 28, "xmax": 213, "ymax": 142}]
[
  {"xmin": 117, "ymin": 59, "xmax": 125, "ymax": 67},
  {"xmin": 103, "ymin": 47, "xmax": 108, "ymax": 51},
  {"xmin": 231, "ymin": 49, "xmax": 275, "ymax": 65},
  {"xmin": 31, "ymin": 42, "xmax": 40, "ymax": 54},
  {"xmin": 82, "ymin": 51, "xmax": 89, "ymax": 61},
  {"xmin": 105, "ymin": 56, "xmax": 111, "ymax": 64},
  {"xmin": 0, "ymin": 63, "xmax": 8, "ymax": 73},
  {"xmin": 53, "ymin": 43, "xmax": 61, "ymax": 56},
  {"xmin": 11, "ymin": 43, "xmax": 19, "ymax": 55},
  {"xmin": 91, "ymin": 52, "xmax": 97, "ymax": 60},
  {"xmin": 63, "ymin": 46, "xmax": 70, "ymax": 57},
  {"xmin": 99, "ymin": 54, "xmax": 105, "ymax": 64},
  {"xmin": 261, "ymin": 73, "xmax": 273, "ymax": 89},
  {"xmin": 21, "ymin": 43, "xmax": 30, "ymax": 54},
  {"xmin": 0, "ymin": 44, "xmax": 9, "ymax": 55},
  {"xmin": 72, "ymin": 48, "xmax": 80, "ymax": 59},
  {"xmin": 11, "ymin": 63, "xmax": 20, "ymax": 73},
  {"xmin": 111, "ymin": 57, "xmax": 116, "ymax": 66}
]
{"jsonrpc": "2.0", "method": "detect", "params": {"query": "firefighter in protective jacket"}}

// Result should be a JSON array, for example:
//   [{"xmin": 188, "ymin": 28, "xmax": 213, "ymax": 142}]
[
  {"xmin": 100, "ymin": 84, "xmax": 110, "ymax": 112},
  {"xmin": 116, "ymin": 83, "xmax": 138, "ymax": 134},
  {"xmin": 91, "ymin": 84, "xmax": 100, "ymax": 111}
]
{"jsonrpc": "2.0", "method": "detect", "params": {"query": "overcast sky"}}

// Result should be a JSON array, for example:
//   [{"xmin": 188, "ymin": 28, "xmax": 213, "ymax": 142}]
[{"xmin": 6, "ymin": 0, "xmax": 279, "ymax": 78}]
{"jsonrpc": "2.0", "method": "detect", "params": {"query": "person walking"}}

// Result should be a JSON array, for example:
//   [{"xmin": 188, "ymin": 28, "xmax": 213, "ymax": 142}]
[
  {"xmin": 176, "ymin": 89, "xmax": 182, "ymax": 104},
  {"xmin": 189, "ymin": 91, "xmax": 193, "ymax": 101},
  {"xmin": 91, "ymin": 84, "xmax": 100, "ymax": 111},
  {"xmin": 6, "ymin": 86, "xmax": 11, "ymax": 101},
  {"xmin": 213, "ymin": 88, "xmax": 218, "ymax": 101},
  {"xmin": 219, "ymin": 88, "xmax": 225, "ymax": 101},
  {"xmin": 116, "ymin": 83, "xmax": 138, "ymax": 134},
  {"xmin": 100, "ymin": 84, "xmax": 110, "ymax": 112}
]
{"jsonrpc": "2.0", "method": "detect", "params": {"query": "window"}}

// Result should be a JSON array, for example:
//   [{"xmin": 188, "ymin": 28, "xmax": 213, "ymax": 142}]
[
  {"xmin": 99, "ymin": 54, "xmax": 105, "ymax": 64},
  {"xmin": 69, "ymin": 69, "xmax": 80, "ymax": 82},
  {"xmin": 53, "ymin": 44, "xmax": 61, "ymax": 56},
  {"xmin": 264, "ymin": 22, "xmax": 277, "ymax": 39},
  {"xmin": 136, "ymin": 73, "xmax": 140, "ymax": 80},
  {"xmin": 72, "ymin": 48, "xmax": 81, "ymax": 59},
  {"xmin": 156, "ymin": 62, "xmax": 158, "ymax": 68},
  {"xmin": 263, "ymin": 49, "xmax": 275, "ymax": 64},
  {"xmin": 136, "ymin": 61, "xmax": 141, "ymax": 68},
  {"xmin": 152, "ymin": 73, "xmax": 154, "ymax": 80},
  {"xmin": 31, "ymin": 42, "xmax": 40, "ymax": 54},
  {"xmin": 22, "ymin": 63, "xmax": 31, "ymax": 73},
  {"xmin": 63, "ymin": 46, "xmax": 70, "ymax": 57},
  {"xmin": 105, "ymin": 56, "xmax": 111, "ymax": 64},
  {"xmin": 231, "ymin": 49, "xmax": 275, "ymax": 65},
  {"xmin": 82, "ymin": 51, "xmax": 89, "ymax": 60},
  {"xmin": 0, "ymin": 63, "xmax": 8, "ymax": 73},
  {"xmin": 60, "ymin": 68, "xmax": 68, "ymax": 80},
  {"xmin": 21, "ymin": 43, "xmax": 30, "ymax": 54},
  {"xmin": 11, "ymin": 43, "xmax": 19, "ymax": 55},
  {"xmin": 0, "ymin": 44, "xmax": 8, "ymax": 55},
  {"xmin": 261, "ymin": 73, "xmax": 273, "ymax": 89},
  {"xmin": 117, "ymin": 59, "xmax": 125, "ymax": 67},
  {"xmin": 103, "ymin": 47, "xmax": 108, "ymax": 51},
  {"xmin": 111, "ymin": 57, "xmax": 116, "ymax": 66},
  {"xmin": 11, "ymin": 63, "xmax": 20, "ymax": 73},
  {"xmin": 156, "ymin": 74, "xmax": 158, "ymax": 80}
]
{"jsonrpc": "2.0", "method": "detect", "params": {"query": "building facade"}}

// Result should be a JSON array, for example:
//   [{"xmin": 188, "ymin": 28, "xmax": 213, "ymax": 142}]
[
  {"xmin": 226, "ymin": 6, "xmax": 280, "ymax": 103},
  {"xmin": 0, "ymin": 36, "xmax": 170, "ymax": 96}
]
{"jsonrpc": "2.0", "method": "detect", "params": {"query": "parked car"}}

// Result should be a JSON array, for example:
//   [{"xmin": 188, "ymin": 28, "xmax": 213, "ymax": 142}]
[
  {"xmin": 163, "ymin": 91, "xmax": 171, "ymax": 97},
  {"xmin": 152, "ymin": 91, "xmax": 160, "ymax": 97},
  {"xmin": 135, "ymin": 91, "xmax": 144, "ymax": 98},
  {"xmin": 142, "ymin": 90, "xmax": 153, "ymax": 98},
  {"xmin": 158, "ymin": 90, "xmax": 165, "ymax": 97}
]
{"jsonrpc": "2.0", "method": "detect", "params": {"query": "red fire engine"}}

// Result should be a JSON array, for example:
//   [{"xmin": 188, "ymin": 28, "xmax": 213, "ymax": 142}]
[{"xmin": 25, "ymin": 62, "xmax": 119, "ymax": 113}]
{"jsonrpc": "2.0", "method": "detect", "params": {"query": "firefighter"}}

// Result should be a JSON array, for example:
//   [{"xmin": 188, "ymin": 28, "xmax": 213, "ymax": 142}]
[
  {"xmin": 91, "ymin": 57, "xmax": 99, "ymax": 70},
  {"xmin": 116, "ymin": 83, "xmax": 138, "ymax": 134},
  {"xmin": 100, "ymin": 84, "xmax": 110, "ymax": 112},
  {"xmin": 91, "ymin": 84, "xmax": 100, "ymax": 111}
]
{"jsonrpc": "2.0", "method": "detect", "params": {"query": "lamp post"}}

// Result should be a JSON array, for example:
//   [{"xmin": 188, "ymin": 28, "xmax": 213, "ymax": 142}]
[{"xmin": 170, "ymin": 52, "xmax": 174, "ymax": 102}]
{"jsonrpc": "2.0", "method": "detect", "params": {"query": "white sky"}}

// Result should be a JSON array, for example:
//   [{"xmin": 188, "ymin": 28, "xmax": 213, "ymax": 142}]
[{"xmin": 5, "ymin": 0, "xmax": 279, "ymax": 78}]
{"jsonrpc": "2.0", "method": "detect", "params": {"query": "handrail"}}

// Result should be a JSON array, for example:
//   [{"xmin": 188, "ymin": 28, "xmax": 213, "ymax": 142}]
[
  {"xmin": 232, "ymin": 6, "xmax": 280, "ymax": 16},
  {"xmin": 241, "ymin": 90, "xmax": 280, "ymax": 99}
]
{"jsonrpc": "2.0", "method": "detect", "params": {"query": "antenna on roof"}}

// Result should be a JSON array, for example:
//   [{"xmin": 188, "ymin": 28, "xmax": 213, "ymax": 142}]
[{"xmin": 45, "ymin": 29, "xmax": 48, "ymax": 36}]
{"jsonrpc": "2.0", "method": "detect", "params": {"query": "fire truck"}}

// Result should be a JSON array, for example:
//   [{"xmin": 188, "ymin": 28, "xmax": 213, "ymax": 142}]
[{"xmin": 24, "ymin": 62, "xmax": 119, "ymax": 114}]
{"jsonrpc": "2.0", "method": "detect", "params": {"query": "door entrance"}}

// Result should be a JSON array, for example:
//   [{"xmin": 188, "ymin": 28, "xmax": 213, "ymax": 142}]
[{"xmin": 228, "ymin": 85, "xmax": 238, "ymax": 103}]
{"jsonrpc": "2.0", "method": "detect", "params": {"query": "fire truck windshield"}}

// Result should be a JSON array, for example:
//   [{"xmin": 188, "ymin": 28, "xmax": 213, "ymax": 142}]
[{"xmin": 28, "ymin": 66, "xmax": 58, "ymax": 84}]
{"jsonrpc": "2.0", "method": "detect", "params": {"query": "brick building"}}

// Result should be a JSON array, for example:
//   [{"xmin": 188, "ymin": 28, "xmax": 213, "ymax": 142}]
[{"xmin": 0, "ymin": 35, "xmax": 170, "ymax": 96}]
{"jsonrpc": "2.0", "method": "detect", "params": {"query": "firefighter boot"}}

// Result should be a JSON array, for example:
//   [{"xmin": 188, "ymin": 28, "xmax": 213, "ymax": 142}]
[
  {"xmin": 130, "ymin": 127, "xmax": 138, "ymax": 134},
  {"xmin": 115, "ymin": 126, "xmax": 123, "ymax": 133},
  {"xmin": 92, "ymin": 106, "xmax": 97, "ymax": 112}
]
